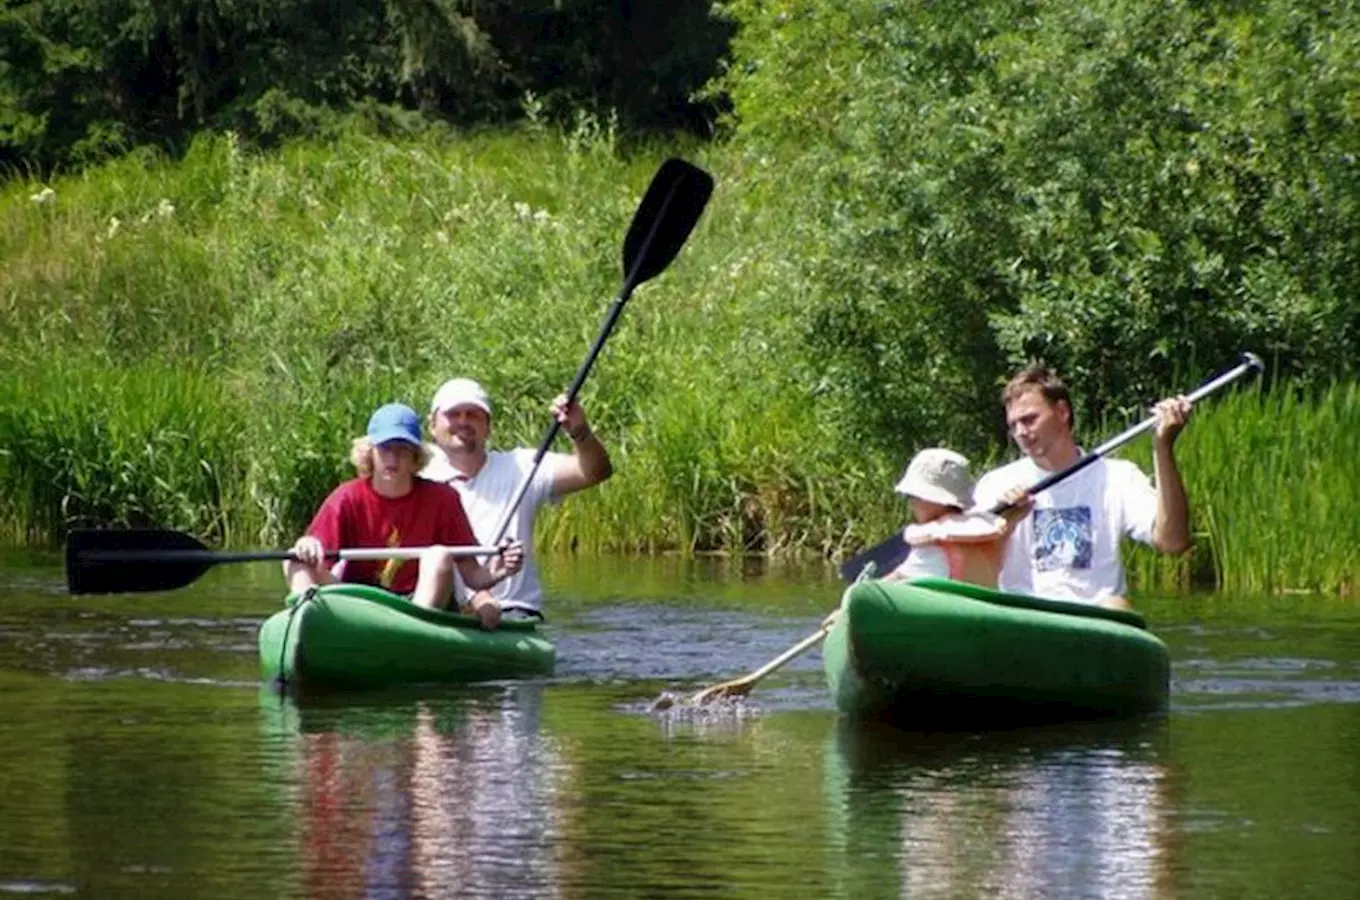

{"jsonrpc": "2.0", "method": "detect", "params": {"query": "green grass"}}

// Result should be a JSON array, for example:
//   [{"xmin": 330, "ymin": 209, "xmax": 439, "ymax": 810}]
[
  {"xmin": 1, "ymin": 125, "xmax": 888, "ymax": 554},
  {"xmin": 1124, "ymin": 382, "xmax": 1359, "ymax": 596},
  {"xmin": 0, "ymin": 359, "xmax": 247, "ymax": 543},
  {"xmin": 1, "ymin": 126, "xmax": 1354, "ymax": 595}
]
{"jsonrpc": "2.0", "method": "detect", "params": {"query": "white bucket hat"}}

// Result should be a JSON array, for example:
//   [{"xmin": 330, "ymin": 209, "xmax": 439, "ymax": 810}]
[
  {"xmin": 894, "ymin": 448, "xmax": 976, "ymax": 508},
  {"xmin": 430, "ymin": 378, "xmax": 492, "ymax": 416}
]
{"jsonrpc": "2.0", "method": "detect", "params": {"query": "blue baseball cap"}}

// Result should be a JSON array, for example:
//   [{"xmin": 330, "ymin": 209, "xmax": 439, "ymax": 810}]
[{"xmin": 366, "ymin": 403, "xmax": 423, "ymax": 447}]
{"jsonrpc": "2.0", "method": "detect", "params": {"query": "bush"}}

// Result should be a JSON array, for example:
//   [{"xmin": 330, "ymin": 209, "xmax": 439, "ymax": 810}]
[{"xmin": 718, "ymin": 0, "xmax": 1360, "ymax": 443}]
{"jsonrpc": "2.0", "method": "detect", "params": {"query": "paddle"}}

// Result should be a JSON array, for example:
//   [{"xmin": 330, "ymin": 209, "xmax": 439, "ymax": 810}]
[
  {"xmin": 485, "ymin": 157, "xmax": 715, "ymax": 546},
  {"xmin": 669, "ymin": 611, "xmax": 842, "ymax": 708},
  {"xmin": 677, "ymin": 352, "xmax": 1266, "ymax": 709},
  {"xmin": 838, "ymin": 351, "xmax": 1266, "ymax": 582},
  {"xmin": 654, "ymin": 564, "xmax": 883, "ymax": 710},
  {"xmin": 65, "ymin": 528, "xmax": 502, "ymax": 595}
]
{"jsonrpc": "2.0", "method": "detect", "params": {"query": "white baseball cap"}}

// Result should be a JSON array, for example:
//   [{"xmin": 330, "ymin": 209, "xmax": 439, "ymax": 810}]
[
  {"xmin": 430, "ymin": 378, "xmax": 492, "ymax": 416},
  {"xmin": 894, "ymin": 448, "xmax": 975, "ymax": 508}
]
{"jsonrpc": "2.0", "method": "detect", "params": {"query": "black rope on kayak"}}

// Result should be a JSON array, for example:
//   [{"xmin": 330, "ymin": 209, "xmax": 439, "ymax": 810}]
[{"xmin": 271, "ymin": 586, "xmax": 319, "ymax": 693}]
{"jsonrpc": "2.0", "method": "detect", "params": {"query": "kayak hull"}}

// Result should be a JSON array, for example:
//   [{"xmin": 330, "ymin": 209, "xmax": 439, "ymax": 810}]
[
  {"xmin": 823, "ymin": 577, "xmax": 1169, "ymax": 724},
  {"xmin": 258, "ymin": 583, "xmax": 555, "ymax": 691}
]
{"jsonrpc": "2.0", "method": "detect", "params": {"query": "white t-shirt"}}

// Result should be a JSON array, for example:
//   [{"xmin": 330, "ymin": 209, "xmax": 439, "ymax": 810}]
[
  {"xmin": 420, "ymin": 447, "xmax": 565, "ymax": 610},
  {"xmin": 892, "ymin": 543, "xmax": 951, "ymax": 581},
  {"xmin": 973, "ymin": 455, "xmax": 1158, "ymax": 604}
]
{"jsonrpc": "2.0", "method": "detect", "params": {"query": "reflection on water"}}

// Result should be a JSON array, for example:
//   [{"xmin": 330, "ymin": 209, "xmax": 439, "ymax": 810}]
[
  {"xmin": 826, "ymin": 718, "xmax": 1174, "ymax": 900},
  {"xmin": 2, "ymin": 553, "xmax": 1360, "ymax": 899},
  {"xmin": 262, "ymin": 686, "xmax": 576, "ymax": 900}
]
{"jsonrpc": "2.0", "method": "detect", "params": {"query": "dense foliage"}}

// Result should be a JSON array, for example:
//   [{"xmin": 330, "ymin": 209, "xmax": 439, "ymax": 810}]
[
  {"xmin": 0, "ymin": 0, "xmax": 731, "ymax": 170},
  {"xmin": 720, "ymin": 0, "xmax": 1360, "ymax": 446},
  {"xmin": 1, "ymin": 0, "xmax": 1357, "ymax": 593}
]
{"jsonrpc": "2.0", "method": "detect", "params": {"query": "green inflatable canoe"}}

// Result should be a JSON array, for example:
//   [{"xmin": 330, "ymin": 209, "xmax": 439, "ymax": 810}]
[
  {"xmin": 257, "ymin": 583, "xmax": 555, "ymax": 691},
  {"xmin": 822, "ymin": 577, "xmax": 1169, "ymax": 723}
]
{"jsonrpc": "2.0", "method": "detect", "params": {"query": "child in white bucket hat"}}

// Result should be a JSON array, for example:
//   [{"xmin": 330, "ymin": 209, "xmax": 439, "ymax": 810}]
[{"xmin": 887, "ymin": 448, "xmax": 1030, "ymax": 586}]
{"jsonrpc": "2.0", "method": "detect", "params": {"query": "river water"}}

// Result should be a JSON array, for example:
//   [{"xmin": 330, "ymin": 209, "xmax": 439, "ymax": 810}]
[{"xmin": 1, "ymin": 549, "xmax": 1357, "ymax": 899}]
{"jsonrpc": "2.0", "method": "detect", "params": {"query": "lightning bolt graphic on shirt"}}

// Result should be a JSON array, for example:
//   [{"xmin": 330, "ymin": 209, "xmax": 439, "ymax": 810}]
[{"xmin": 378, "ymin": 529, "xmax": 402, "ymax": 589}]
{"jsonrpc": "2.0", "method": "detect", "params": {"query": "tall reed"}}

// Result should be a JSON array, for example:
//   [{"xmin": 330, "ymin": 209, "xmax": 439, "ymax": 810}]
[
  {"xmin": 0, "ymin": 359, "xmax": 247, "ymax": 543},
  {"xmin": 1124, "ymin": 382, "xmax": 1358, "ymax": 596},
  {"xmin": 1, "ymin": 127, "xmax": 1354, "ymax": 596}
]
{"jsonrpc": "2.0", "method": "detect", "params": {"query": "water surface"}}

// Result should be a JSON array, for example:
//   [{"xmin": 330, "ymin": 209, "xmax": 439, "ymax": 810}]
[{"xmin": 2, "ymin": 549, "xmax": 1357, "ymax": 898}]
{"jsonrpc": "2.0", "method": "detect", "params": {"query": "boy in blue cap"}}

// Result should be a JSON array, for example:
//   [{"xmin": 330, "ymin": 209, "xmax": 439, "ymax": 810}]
[{"xmin": 284, "ymin": 403, "xmax": 522, "ymax": 628}]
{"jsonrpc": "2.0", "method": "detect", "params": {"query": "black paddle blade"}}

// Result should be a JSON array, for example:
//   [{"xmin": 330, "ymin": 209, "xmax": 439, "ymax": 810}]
[
  {"xmin": 66, "ymin": 528, "xmax": 213, "ymax": 595},
  {"xmin": 622, "ymin": 158, "xmax": 714, "ymax": 288},
  {"xmin": 838, "ymin": 533, "xmax": 909, "ymax": 583}
]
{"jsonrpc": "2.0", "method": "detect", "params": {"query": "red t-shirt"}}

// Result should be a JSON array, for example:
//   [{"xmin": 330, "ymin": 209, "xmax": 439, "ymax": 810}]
[{"xmin": 304, "ymin": 477, "xmax": 477, "ymax": 594}]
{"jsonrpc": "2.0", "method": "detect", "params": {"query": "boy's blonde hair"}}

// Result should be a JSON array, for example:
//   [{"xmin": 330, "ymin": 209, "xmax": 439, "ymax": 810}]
[{"xmin": 350, "ymin": 437, "xmax": 432, "ymax": 478}]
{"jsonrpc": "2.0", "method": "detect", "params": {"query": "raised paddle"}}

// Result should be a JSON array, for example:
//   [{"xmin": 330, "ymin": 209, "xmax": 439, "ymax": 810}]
[
  {"xmin": 838, "ymin": 351, "xmax": 1266, "ymax": 582},
  {"xmin": 65, "ymin": 528, "xmax": 503, "ymax": 595},
  {"xmin": 677, "ymin": 352, "xmax": 1266, "ymax": 708},
  {"xmin": 485, "ymin": 157, "xmax": 715, "ymax": 546}
]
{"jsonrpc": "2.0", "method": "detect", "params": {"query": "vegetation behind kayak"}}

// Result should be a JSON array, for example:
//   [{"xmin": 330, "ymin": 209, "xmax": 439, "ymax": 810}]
[
  {"xmin": 258, "ymin": 583, "xmax": 556, "ymax": 692},
  {"xmin": 824, "ymin": 578, "xmax": 1170, "ymax": 725}
]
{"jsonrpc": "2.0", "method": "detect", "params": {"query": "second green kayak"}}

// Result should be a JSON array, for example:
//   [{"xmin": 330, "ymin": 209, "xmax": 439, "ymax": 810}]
[
  {"xmin": 258, "ymin": 583, "xmax": 555, "ymax": 691},
  {"xmin": 823, "ymin": 577, "xmax": 1170, "ymax": 723}
]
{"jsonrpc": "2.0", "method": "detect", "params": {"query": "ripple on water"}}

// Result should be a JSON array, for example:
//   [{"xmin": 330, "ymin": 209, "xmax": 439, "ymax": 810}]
[
  {"xmin": 0, "ymin": 879, "xmax": 78, "ymax": 895},
  {"xmin": 1174, "ymin": 654, "xmax": 1360, "ymax": 710},
  {"xmin": 553, "ymin": 602, "xmax": 830, "ymax": 684}
]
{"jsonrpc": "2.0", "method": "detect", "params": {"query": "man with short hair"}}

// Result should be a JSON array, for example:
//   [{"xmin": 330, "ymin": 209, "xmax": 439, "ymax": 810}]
[
  {"xmin": 973, "ymin": 365, "xmax": 1193, "ymax": 609},
  {"xmin": 420, "ymin": 378, "xmax": 614, "ymax": 613}
]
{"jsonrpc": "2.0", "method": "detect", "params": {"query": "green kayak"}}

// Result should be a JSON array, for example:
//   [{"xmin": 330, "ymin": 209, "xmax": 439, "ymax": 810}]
[
  {"xmin": 823, "ymin": 577, "xmax": 1169, "ymax": 723},
  {"xmin": 257, "ymin": 583, "xmax": 555, "ymax": 691}
]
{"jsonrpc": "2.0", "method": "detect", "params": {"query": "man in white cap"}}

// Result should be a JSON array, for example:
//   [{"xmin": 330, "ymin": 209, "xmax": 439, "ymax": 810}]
[
  {"xmin": 420, "ymin": 378, "xmax": 613, "ymax": 614},
  {"xmin": 973, "ymin": 364, "xmax": 1193, "ymax": 609}
]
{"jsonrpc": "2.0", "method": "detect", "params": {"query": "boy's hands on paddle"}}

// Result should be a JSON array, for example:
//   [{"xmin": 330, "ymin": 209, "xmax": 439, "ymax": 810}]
[
  {"xmin": 284, "ymin": 535, "xmax": 335, "ymax": 593},
  {"xmin": 289, "ymin": 536, "xmax": 327, "ymax": 570},
  {"xmin": 1152, "ymin": 395, "xmax": 1193, "ymax": 446}
]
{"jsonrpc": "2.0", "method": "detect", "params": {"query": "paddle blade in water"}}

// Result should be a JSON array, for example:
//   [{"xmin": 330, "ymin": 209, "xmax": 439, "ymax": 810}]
[
  {"xmin": 65, "ymin": 528, "xmax": 214, "ymax": 595},
  {"xmin": 622, "ymin": 158, "xmax": 714, "ymax": 288}
]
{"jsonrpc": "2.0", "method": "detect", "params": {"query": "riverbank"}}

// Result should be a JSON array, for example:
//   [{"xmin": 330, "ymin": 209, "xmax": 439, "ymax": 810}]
[{"xmin": 2, "ymin": 129, "xmax": 1355, "ymax": 595}]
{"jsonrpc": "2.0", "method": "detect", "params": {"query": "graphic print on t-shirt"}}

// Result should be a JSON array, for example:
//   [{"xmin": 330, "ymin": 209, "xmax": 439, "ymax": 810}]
[
  {"xmin": 378, "ymin": 528, "xmax": 401, "ymax": 589},
  {"xmin": 1033, "ymin": 507, "xmax": 1093, "ymax": 571}
]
